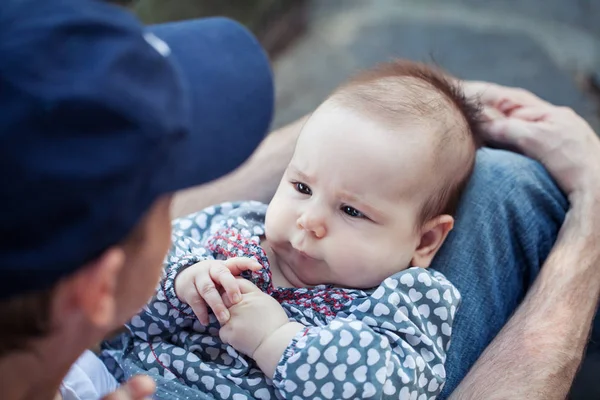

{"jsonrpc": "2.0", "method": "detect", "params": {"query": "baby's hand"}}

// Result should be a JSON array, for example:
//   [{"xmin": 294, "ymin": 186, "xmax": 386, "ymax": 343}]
[
  {"xmin": 219, "ymin": 278, "xmax": 289, "ymax": 358},
  {"xmin": 174, "ymin": 257, "xmax": 262, "ymax": 325}
]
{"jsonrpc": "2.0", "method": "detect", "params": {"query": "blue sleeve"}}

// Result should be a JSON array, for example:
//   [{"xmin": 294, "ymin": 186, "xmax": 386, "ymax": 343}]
[{"xmin": 272, "ymin": 268, "xmax": 461, "ymax": 399}]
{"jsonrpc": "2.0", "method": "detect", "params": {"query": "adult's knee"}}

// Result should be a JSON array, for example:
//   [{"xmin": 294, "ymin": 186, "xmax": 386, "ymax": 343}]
[
  {"xmin": 466, "ymin": 148, "xmax": 567, "ymax": 280},
  {"xmin": 469, "ymin": 148, "xmax": 567, "ymax": 221}
]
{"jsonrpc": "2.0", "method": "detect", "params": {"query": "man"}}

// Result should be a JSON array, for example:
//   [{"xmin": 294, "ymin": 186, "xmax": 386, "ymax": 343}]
[
  {"xmin": 1, "ymin": 1, "xmax": 599, "ymax": 400},
  {"xmin": 0, "ymin": 1, "xmax": 273, "ymax": 399}
]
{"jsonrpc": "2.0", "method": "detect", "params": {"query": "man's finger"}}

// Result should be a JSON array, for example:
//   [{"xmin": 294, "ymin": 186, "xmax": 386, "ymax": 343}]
[
  {"xmin": 464, "ymin": 81, "xmax": 549, "ymax": 109},
  {"xmin": 101, "ymin": 375, "xmax": 156, "ymax": 400},
  {"xmin": 461, "ymin": 80, "xmax": 495, "ymax": 101},
  {"xmin": 194, "ymin": 274, "xmax": 230, "ymax": 324},
  {"xmin": 482, "ymin": 118, "xmax": 537, "ymax": 154},
  {"xmin": 235, "ymin": 277, "xmax": 262, "ymax": 294},
  {"xmin": 224, "ymin": 257, "xmax": 263, "ymax": 275},
  {"xmin": 508, "ymin": 105, "xmax": 552, "ymax": 122}
]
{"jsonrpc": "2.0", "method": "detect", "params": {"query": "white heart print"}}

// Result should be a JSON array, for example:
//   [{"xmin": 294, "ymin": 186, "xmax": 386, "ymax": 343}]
[
  {"xmin": 303, "ymin": 381, "xmax": 316, "ymax": 396},
  {"xmin": 315, "ymin": 362, "xmax": 329, "ymax": 380},
  {"xmin": 400, "ymin": 273, "xmax": 415, "ymax": 287},
  {"xmin": 339, "ymin": 329, "xmax": 354, "ymax": 346},
  {"xmin": 373, "ymin": 303, "xmax": 391, "ymax": 316},
  {"xmin": 367, "ymin": 348, "xmax": 380, "ymax": 365},
  {"xmin": 321, "ymin": 382, "xmax": 335, "ymax": 399},
  {"xmin": 324, "ymin": 345, "xmax": 338, "ymax": 363},
  {"xmin": 384, "ymin": 277, "xmax": 399, "ymax": 289},
  {"xmin": 342, "ymin": 382, "xmax": 357, "ymax": 399},
  {"xmin": 333, "ymin": 364, "xmax": 347, "ymax": 380}
]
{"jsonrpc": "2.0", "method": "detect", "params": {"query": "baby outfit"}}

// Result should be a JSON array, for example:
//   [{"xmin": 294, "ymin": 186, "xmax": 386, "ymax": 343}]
[{"xmin": 102, "ymin": 201, "xmax": 460, "ymax": 399}]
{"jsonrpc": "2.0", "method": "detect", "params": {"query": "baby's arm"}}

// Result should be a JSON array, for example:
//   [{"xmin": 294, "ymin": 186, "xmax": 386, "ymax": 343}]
[
  {"xmin": 175, "ymin": 257, "xmax": 262, "ymax": 325},
  {"xmin": 129, "ymin": 224, "xmax": 212, "ymax": 339},
  {"xmin": 271, "ymin": 268, "xmax": 460, "ymax": 399},
  {"xmin": 127, "ymin": 205, "xmax": 229, "ymax": 338}
]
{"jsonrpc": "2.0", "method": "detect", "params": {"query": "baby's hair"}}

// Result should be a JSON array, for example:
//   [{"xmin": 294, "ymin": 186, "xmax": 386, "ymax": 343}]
[{"xmin": 331, "ymin": 59, "xmax": 484, "ymax": 225}]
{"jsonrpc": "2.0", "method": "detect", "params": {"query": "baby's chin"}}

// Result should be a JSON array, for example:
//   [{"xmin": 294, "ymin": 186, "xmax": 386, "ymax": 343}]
[{"xmin": 280, "ymin": 261, "xmax": 318, "ymax": 288}]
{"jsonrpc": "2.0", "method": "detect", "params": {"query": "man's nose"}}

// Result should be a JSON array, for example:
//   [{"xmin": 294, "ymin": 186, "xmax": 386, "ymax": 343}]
[{"xmin": 296, "ymin": 209, "xmax": 327, "ymax": 239}]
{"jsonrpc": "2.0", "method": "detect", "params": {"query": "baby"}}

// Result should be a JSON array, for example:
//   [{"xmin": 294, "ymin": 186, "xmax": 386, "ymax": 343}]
[{"xmin": 102, "ymin": 60, "xmax": 482, "ymax": 400}]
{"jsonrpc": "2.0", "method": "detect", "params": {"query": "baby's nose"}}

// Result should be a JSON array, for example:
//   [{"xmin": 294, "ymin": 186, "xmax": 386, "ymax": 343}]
[{"xmin": 297, "ymin": 213, "xmax": 326, "ymax": 239}]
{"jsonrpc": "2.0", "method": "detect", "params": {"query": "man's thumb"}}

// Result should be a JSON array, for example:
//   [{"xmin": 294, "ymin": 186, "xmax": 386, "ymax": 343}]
[{"xmin": 102, "ymin": 375, "xmax": 156, "ymax": 400}]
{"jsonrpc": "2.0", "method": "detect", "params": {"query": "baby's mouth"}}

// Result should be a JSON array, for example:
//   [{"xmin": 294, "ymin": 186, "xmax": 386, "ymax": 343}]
[{"xmin": 289, "ymin": 244, "xmax": 319, "ymax": 263}]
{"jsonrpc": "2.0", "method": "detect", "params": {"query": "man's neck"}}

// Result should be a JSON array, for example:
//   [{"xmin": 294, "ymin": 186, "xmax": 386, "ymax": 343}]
[{"xmin": 0, "ymin": 324, "xmax": 96, "ymax": 400}]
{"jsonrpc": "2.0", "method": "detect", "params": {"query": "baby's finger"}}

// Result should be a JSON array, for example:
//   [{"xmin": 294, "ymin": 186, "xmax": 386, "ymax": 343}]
[
  {"xmin": 235, "ymin": 277, "xmax": 263, "ymax": 294},
  {"xmin": 210, "ymin": 265, "xmax": 242, "ymax": 305},
  {"xmin": 186, "ymin": 292, "xmax": 210, "ymax": 325},
  {"xmin": 221, "ymin": 291, "xmax": 234, "ymax": 308},
  {"xmin": 194, "ymin": 275, "xmax": 229, "ymax": 324},
  {"xmin": 224, "ymin": 257, "xmax": 263, "ymax": 275}
]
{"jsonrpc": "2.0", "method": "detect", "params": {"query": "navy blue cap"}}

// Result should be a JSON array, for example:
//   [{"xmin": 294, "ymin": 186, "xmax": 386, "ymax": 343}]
[{"xmin": 0, "ymin": 0, "xmax": 274, "ymax": 299}]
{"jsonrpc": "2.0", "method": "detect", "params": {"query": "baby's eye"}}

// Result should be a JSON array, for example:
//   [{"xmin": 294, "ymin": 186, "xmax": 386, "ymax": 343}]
[
  {"xmin": 342, "ymin": 205, "xmax": 366, "ymax": 219},
  {"xmin": 294, "ymin": 182, "xmax": 312, "ymax": 195}
]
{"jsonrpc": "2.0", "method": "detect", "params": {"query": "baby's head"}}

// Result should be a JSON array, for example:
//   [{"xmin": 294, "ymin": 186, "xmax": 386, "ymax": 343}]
[{"xmin": 265, "ymin": 60, "xmax": 482, "ymax": 289}]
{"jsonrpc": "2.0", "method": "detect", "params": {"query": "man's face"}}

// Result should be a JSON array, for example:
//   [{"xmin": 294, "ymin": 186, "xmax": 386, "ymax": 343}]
[
  {"xmin": 264, "ymin": 101, "xmax": 438, "ymax": 289},
  {"xmin": 113, "ymin": 195, "xmax": 173, "ymax": 325}
]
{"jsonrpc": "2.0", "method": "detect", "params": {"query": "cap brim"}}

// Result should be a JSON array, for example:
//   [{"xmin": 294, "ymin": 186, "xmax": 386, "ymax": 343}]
[{"xmin": 148, "ymin": 18, "xmax": 274, "ymax": 192}]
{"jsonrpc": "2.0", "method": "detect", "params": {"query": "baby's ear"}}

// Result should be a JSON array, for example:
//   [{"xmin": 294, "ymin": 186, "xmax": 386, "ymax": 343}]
[{"xmin": 410, "ymin": 215, "xmax": 454, "ymax": 268}]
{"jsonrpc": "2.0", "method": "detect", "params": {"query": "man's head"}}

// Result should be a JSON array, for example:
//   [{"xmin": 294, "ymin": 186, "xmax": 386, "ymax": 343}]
[
  {"xmin": 265, "ymin": 60, "xmax": 482, "ymax": 289},
  {"xmin": 0, "ymin": 195, "xmax": 173, "ymax": 358},
  {"xmin": 0, "ymin": 0, "xmax": 273, "ymax": 367}
]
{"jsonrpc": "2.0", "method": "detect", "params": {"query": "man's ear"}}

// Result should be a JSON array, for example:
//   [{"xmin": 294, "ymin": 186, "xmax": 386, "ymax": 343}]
[
  {"xmin": 410, "ymin": 215, "xmax": 454, "ymax": 268},
  {"xmin": 61, "ymin": 247, "xmax": 126, "ymax": 329}
]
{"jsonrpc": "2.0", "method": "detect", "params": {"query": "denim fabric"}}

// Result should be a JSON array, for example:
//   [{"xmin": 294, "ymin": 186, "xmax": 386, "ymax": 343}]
[{"xmin": 435, "ymin": 148, "xmax": 568, "ymax": 399}]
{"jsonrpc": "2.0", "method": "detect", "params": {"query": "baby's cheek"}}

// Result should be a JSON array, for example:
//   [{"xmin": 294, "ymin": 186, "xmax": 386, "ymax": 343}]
[
  {"xmin": 264, "ymin": 203, "xmax": 289, "ymax": 241},
  {"xmin": 332, "ymin": 240, "xmax": 375, "ymax": 281}
]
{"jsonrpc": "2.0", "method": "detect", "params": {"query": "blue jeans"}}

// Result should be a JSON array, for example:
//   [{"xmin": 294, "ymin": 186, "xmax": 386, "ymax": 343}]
[{"xmin": 434, "ymin": 148, "xmax": 568, "ymax": 399}]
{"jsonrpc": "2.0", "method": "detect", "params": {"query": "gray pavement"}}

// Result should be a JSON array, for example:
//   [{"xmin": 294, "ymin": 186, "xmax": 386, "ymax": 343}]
[
  {"xmin": 271, "ymin": 1, "xmax": 600, "ymax": 397},
  {"xmin": 272, "ymin": 0, "xmax": 600, "ymax": 130}
]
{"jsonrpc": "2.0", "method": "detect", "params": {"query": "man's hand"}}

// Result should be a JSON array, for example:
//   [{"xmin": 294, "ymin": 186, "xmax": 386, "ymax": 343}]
[
  {"xmin": 218, "ymin": 278, "xmax": 289, "ymax": 357},
  {"xmin": 450, "ymin": 82, "xmax": 600, "ymax": 400},
  {"xmin": 464, "ymin": 81, "xmax": 600, "ymax": 198},
  {"xmin": 101, "ymin": 375, "xmax": 155, "ymax": 400},
  {"xmin": 175, "ymin": 257, "xmax": 262, "ymax": 325}
]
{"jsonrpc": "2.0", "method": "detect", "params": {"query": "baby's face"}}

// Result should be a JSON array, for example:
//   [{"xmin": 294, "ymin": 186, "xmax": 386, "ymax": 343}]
[{"xmin": 265, "ymin": 101, "xmax": 439, "ymax": 289}]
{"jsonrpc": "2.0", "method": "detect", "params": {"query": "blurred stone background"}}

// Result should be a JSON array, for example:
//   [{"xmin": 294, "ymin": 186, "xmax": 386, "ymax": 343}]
[{"xmin": 122, "ymin": 0, "xmax": 600, "ymax": 397}]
